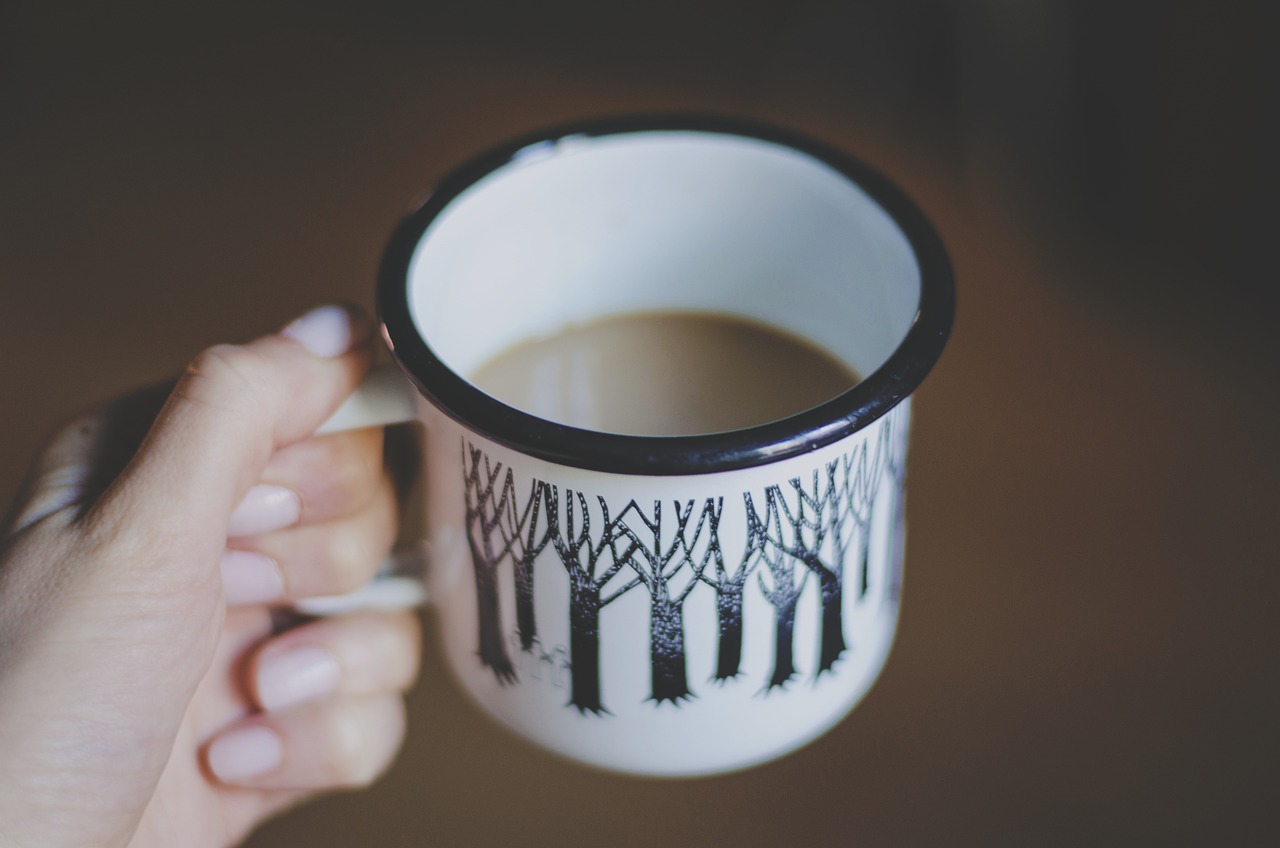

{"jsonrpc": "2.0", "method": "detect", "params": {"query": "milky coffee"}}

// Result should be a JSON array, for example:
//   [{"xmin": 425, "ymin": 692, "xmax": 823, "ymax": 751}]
[{"xmin": 469, "ymin": 311, "xmax": 858, "ymax": 437}]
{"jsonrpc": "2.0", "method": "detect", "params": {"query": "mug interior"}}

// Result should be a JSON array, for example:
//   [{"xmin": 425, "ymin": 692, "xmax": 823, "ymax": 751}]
[
  {"xmin": 406, "ymin": 131, "xmax": 920, "ymax": 384},
  {"xmin": 378, "ymin": 118, "xmax": 953, "ymax": 474}
]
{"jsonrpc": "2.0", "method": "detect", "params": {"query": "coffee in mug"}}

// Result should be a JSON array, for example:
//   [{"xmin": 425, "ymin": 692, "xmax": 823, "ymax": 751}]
[{"xmin": 469, "ymin": 310, "xmax": 859, "ymax": 436}]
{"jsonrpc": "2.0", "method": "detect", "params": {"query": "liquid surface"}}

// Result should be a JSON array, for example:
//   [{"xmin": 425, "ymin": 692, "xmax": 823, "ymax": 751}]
[{"xmin": 469, "ymin": 311, "xmax": 859, "ymax": 436}]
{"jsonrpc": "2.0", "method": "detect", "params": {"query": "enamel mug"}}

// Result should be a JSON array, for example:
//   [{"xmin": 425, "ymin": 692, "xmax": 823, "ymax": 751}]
[{"xmin": 317, "ymin": 117, "xmax": 954, "ymax": 777}]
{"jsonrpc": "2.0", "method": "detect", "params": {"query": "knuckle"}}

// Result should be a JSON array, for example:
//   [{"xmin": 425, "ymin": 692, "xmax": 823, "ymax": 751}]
[
  {"xmin": 325, "ymin": 703, "xmax": 397, "ymax": 787},
  {"xmin": 326, "ymin": 713, "xmax": 368, "ymax": 783},
  {"xmin": 314, "ymin": 433, "xmax": 383, "ymax": 511},
  {"xmin": 181, "ymin": 345, "xmax": 268, "ymax": 411},
  {"xmin": 324, "ymin": 529, "xmax": 379, "ymax": 594}
]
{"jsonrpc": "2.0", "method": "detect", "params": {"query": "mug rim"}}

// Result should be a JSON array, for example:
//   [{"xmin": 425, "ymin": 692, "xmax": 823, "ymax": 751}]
[{"xmin": 377, "ymin": 114, "xmax": 955, "ymax": 476}]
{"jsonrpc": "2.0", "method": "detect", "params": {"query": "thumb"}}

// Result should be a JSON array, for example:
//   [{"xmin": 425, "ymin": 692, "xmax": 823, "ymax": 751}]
[{"xmin": 88, "ymin": 304, "xmax": 375, "ymax": 549}]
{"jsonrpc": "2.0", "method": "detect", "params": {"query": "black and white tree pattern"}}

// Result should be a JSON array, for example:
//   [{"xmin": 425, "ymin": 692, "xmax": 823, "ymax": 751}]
[
  {"xmin": 459, "ymin": 413, "xmax": 902, "ymax": 710},
  {"xmin": 503, "ymin": 479, "xmax": 554, "ymax": 652},
  {"xmin": 752, "ymin": 463, "xmax": 851, "ymax": 677},
  {"xmin": 848, "ymin": 422, "xmax": 892, "ymax": 601},
  {"xmin": 541, "ymin": 487, "xmax": 637, "ymax": 715},
  {"xmin": 461, "ymin": 443, "xmax": 521, "ymax": 684},
  {"xmin": 702, "ymin": 498, "xmax": 762, "ymax": 682},
  {"xmin": 612, "ymin": 498, "xmax": 718, "ymax": 705},
  {"xmin": 747, "ymin": 491, "xmax": 810, "ymax": 690}
]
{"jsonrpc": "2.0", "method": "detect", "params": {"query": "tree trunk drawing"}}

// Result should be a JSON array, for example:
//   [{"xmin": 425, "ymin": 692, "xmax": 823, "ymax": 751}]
[
  {"xmin": 506, "ymin": 479, "xmax": 551, "ymax": 653},
  {"xmin": 649, "ymin": 584, "xmax": 689, "ymax": 703},
  {"xmin": 749, "ymin": 492, "xmax": 809, "ymax": 692},
  {"xmin": 713, "ymin": 585, "xmax": 745, "ymax": 681},
  {"xmin": 816, "ymin": 569, "xmax": 846, "ymax": 674},
  {"xmin": 567, "ymin": 572, "xmax": 604, "ymax": 714},
  {"xmin": 543, "ymin": 486, "xmax": 638, "ymax": 715},
  {"xmin": 462, "ymin": 443, "xmax": 518, "ymax": 684},
  {"xmin": 614, "ymin": 499, "xmax": 716, "ymax": 706},
  {"xmin": 758, "ymin": 469, "xmax": 852, "ymax": 679},
  {"xmin": 769, "ymin": 590, "xmax": 800, "ymax": 689},
  {"xmin": 468, "ymin": 536, "xmax": 513, "ymax": 681},
  {"xmin": 857, "ymin": 532, "xmax": 872, "ymax": 599},
  {"xmin": 514, "ymin": 557, "xmax": 537, "ymax": 651},
  {"xmin": 702, "ymin": 497, "xmax": 760, "ymax": 682},
  {"xmin": 847, "ymin": 418, "xmax": 892, "ymax": 602}
]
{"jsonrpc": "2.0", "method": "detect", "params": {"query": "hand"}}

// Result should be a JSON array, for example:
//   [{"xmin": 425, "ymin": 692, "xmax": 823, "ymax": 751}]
[{"xmin": 0, "ymin": 305, "xmax": 422, "ymax": 848}]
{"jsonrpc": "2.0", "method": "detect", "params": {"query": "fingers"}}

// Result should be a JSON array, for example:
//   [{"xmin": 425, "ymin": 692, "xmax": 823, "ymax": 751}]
[
  {"xmin": 90, "ymin": 305, "xmax": 375, "ymax": 554},
  {"xmin": 224, "ymin": 427, "xmax": 387, "ymax": 538},
  {"xmin": 206, "ymin": 694, "xmax": 407, "ymax": 790},
  {"xmin": 217, "ymin": 384, "xmax": 398, "ymax": 606},
  {"xmin": 224, "ymin": 472, "xmax": 398, "ymax": 604},
  {"xmin": 205, "ymin": 611, "xmax": 420, "ymax": 790},
  {"xmin": 247, "ymin": 612, "xmax": 422, "ymax": 712},
  {"xmin": 253, "ymin": 427, "xmax": 387, "ymax": 528}
]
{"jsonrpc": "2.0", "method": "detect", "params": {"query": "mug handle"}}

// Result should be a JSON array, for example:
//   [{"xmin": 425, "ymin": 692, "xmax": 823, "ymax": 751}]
[
  {"xmin": 293, "ymin": 363, "xmax": 428, "ymax": 616},
  {"xmin": 315, "ymin": 362, "xmax": 419, "ymax": 436}
]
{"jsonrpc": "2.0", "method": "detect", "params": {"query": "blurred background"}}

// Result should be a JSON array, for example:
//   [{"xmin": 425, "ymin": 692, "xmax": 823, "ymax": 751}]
[{"xmin": 2, "ymin": 1, "xmax": 1276, "ymax": 845}]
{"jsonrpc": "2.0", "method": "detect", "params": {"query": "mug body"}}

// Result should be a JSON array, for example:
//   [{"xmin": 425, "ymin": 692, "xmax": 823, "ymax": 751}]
[{"xmin": 378, "ymin": 117, "xmax": 953, "ymax": 776}]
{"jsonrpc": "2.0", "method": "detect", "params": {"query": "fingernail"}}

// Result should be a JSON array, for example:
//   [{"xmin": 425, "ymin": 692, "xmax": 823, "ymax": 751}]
[
  {"xmin": 257, "ymin": 646, "xmax": 341, "ymax": 712},
  {"xmin": 207, "ymin": 725, "xmax": 283, "ymax": 783},
  {"xmin": 281, "ymin": 304, "xmax": 361, "ymax": 358},
  {"xmin": 228, "ymin": 485, "xmax": 301, "ymax": 537},
  {"xmin": 220, "ymin": 550, "xmax": 285, "ymax": 605}
]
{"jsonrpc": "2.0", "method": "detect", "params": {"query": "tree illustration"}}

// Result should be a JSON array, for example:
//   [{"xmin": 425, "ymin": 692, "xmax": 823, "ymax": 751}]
[
  {"xmin": 462, "ymin": 442, "xmax": 522, "ymax": 684},
  {"xmin": 701, "ymin": 497, "xmax": 763, "ymax": 682},
  {"xmin": 459, "ymin": 415, "xmax": 905, "ymax": 709},
  {"xmin": 756, "ymin": 461, "xmax": 852, "ymax": 677},
  {"xmin": 747, "ymin": 491, "xmax": 811, "ymax": 690},
  {"xmin": 494, "ymin": 477, "xmax": 553, "ymax": 653},
  {"xmin": 541, "ymin": 486, "xmax": 638, "ymax": 715},
  {"xmin": 611, "ymin": 498, "xmax": 718, "ymax": 705},
  {"xmin": 846, "ymin": 419, "xmax": 892, "ymax": 601}
]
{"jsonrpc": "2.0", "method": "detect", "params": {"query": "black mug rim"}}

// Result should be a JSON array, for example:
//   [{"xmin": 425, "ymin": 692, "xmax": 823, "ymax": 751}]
[{"xmin": 377, "ymin": 114, "xmax": 955, "ymax": 476}]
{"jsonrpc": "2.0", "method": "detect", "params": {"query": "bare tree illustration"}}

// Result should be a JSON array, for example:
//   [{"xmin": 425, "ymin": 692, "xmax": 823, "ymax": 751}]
[
  {"xmin": 462, "ymin": 442, "xmax": 521, "ymax": 684},
  {"xmin": 541, "ymin": 486, "xmax": 638, "ymax": 715},
  {"xmin": 701, "ymin": 497, "xmax": 763, "ymax": 682},
  {"xmin": 613, "ymin": 499, "xmax": 718, "ymax": 705},
  {"xmin": 756, "ymin": 460, "xmax": 852, "ymax": 677},
  {"xmin": 747, "ymin": 491, "xmax": 811, "ymax": 690},
  {"xmin": 846, "ymin": 419, "xmax": 892, "ymax": 601},
  {"xmin": 495, "ymin": 477, "xmax": 554, "ymax": 652}
]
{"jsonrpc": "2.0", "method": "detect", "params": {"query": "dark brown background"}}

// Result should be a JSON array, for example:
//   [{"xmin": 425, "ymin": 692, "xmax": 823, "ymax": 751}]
[{"xmin": 2, "ymin": 2, "xmax": 1277, "ymax": 845}]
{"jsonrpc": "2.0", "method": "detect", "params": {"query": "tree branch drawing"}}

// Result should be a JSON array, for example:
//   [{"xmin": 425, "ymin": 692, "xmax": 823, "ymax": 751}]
[
  {"xmin": 701, "ymin": 497, "xmax": 762, "ymax": 682},
  {"xmin": 755, "ymin": 464, "xmax": 849, "ymax": 677},
  {"xmin": 462, "ymin": 441, "xmax": 522, "ymax": 684},
  {"xmin": 747, "ymin": 491, "xmax": 811, "ymax": 691},
  {"xmin": 613, "ymin": 498, "xmax": 717, "ymax": 705},
  {"xmin": 459, "ymin": 420, "xmax": 905, "ymax": 707},
  {"xmin": 493, "ymin": 475, "xmax": 553, "ymax": 652},
  {"xmin": 844, "ymin": 419, "xmax": 892, "ymax": 602},
  {"xmin": 542, "ymin": 485, "xmax": 638, "ymax": 715}
]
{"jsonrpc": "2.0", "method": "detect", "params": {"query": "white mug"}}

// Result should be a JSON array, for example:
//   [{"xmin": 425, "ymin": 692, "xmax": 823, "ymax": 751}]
[{"xmin": 316, "ymin": 117, "xmax": 954, "ymax": 777}]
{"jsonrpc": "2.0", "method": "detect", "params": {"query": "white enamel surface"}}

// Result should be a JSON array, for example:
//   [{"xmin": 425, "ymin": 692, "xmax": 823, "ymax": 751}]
[
  {"xmin": 407, "ymin": 132, "xmax": 920, "ymax": 386},
  {"xmin": 420, "ymin": 399, "xmax": 911, "ymax": 776}
]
